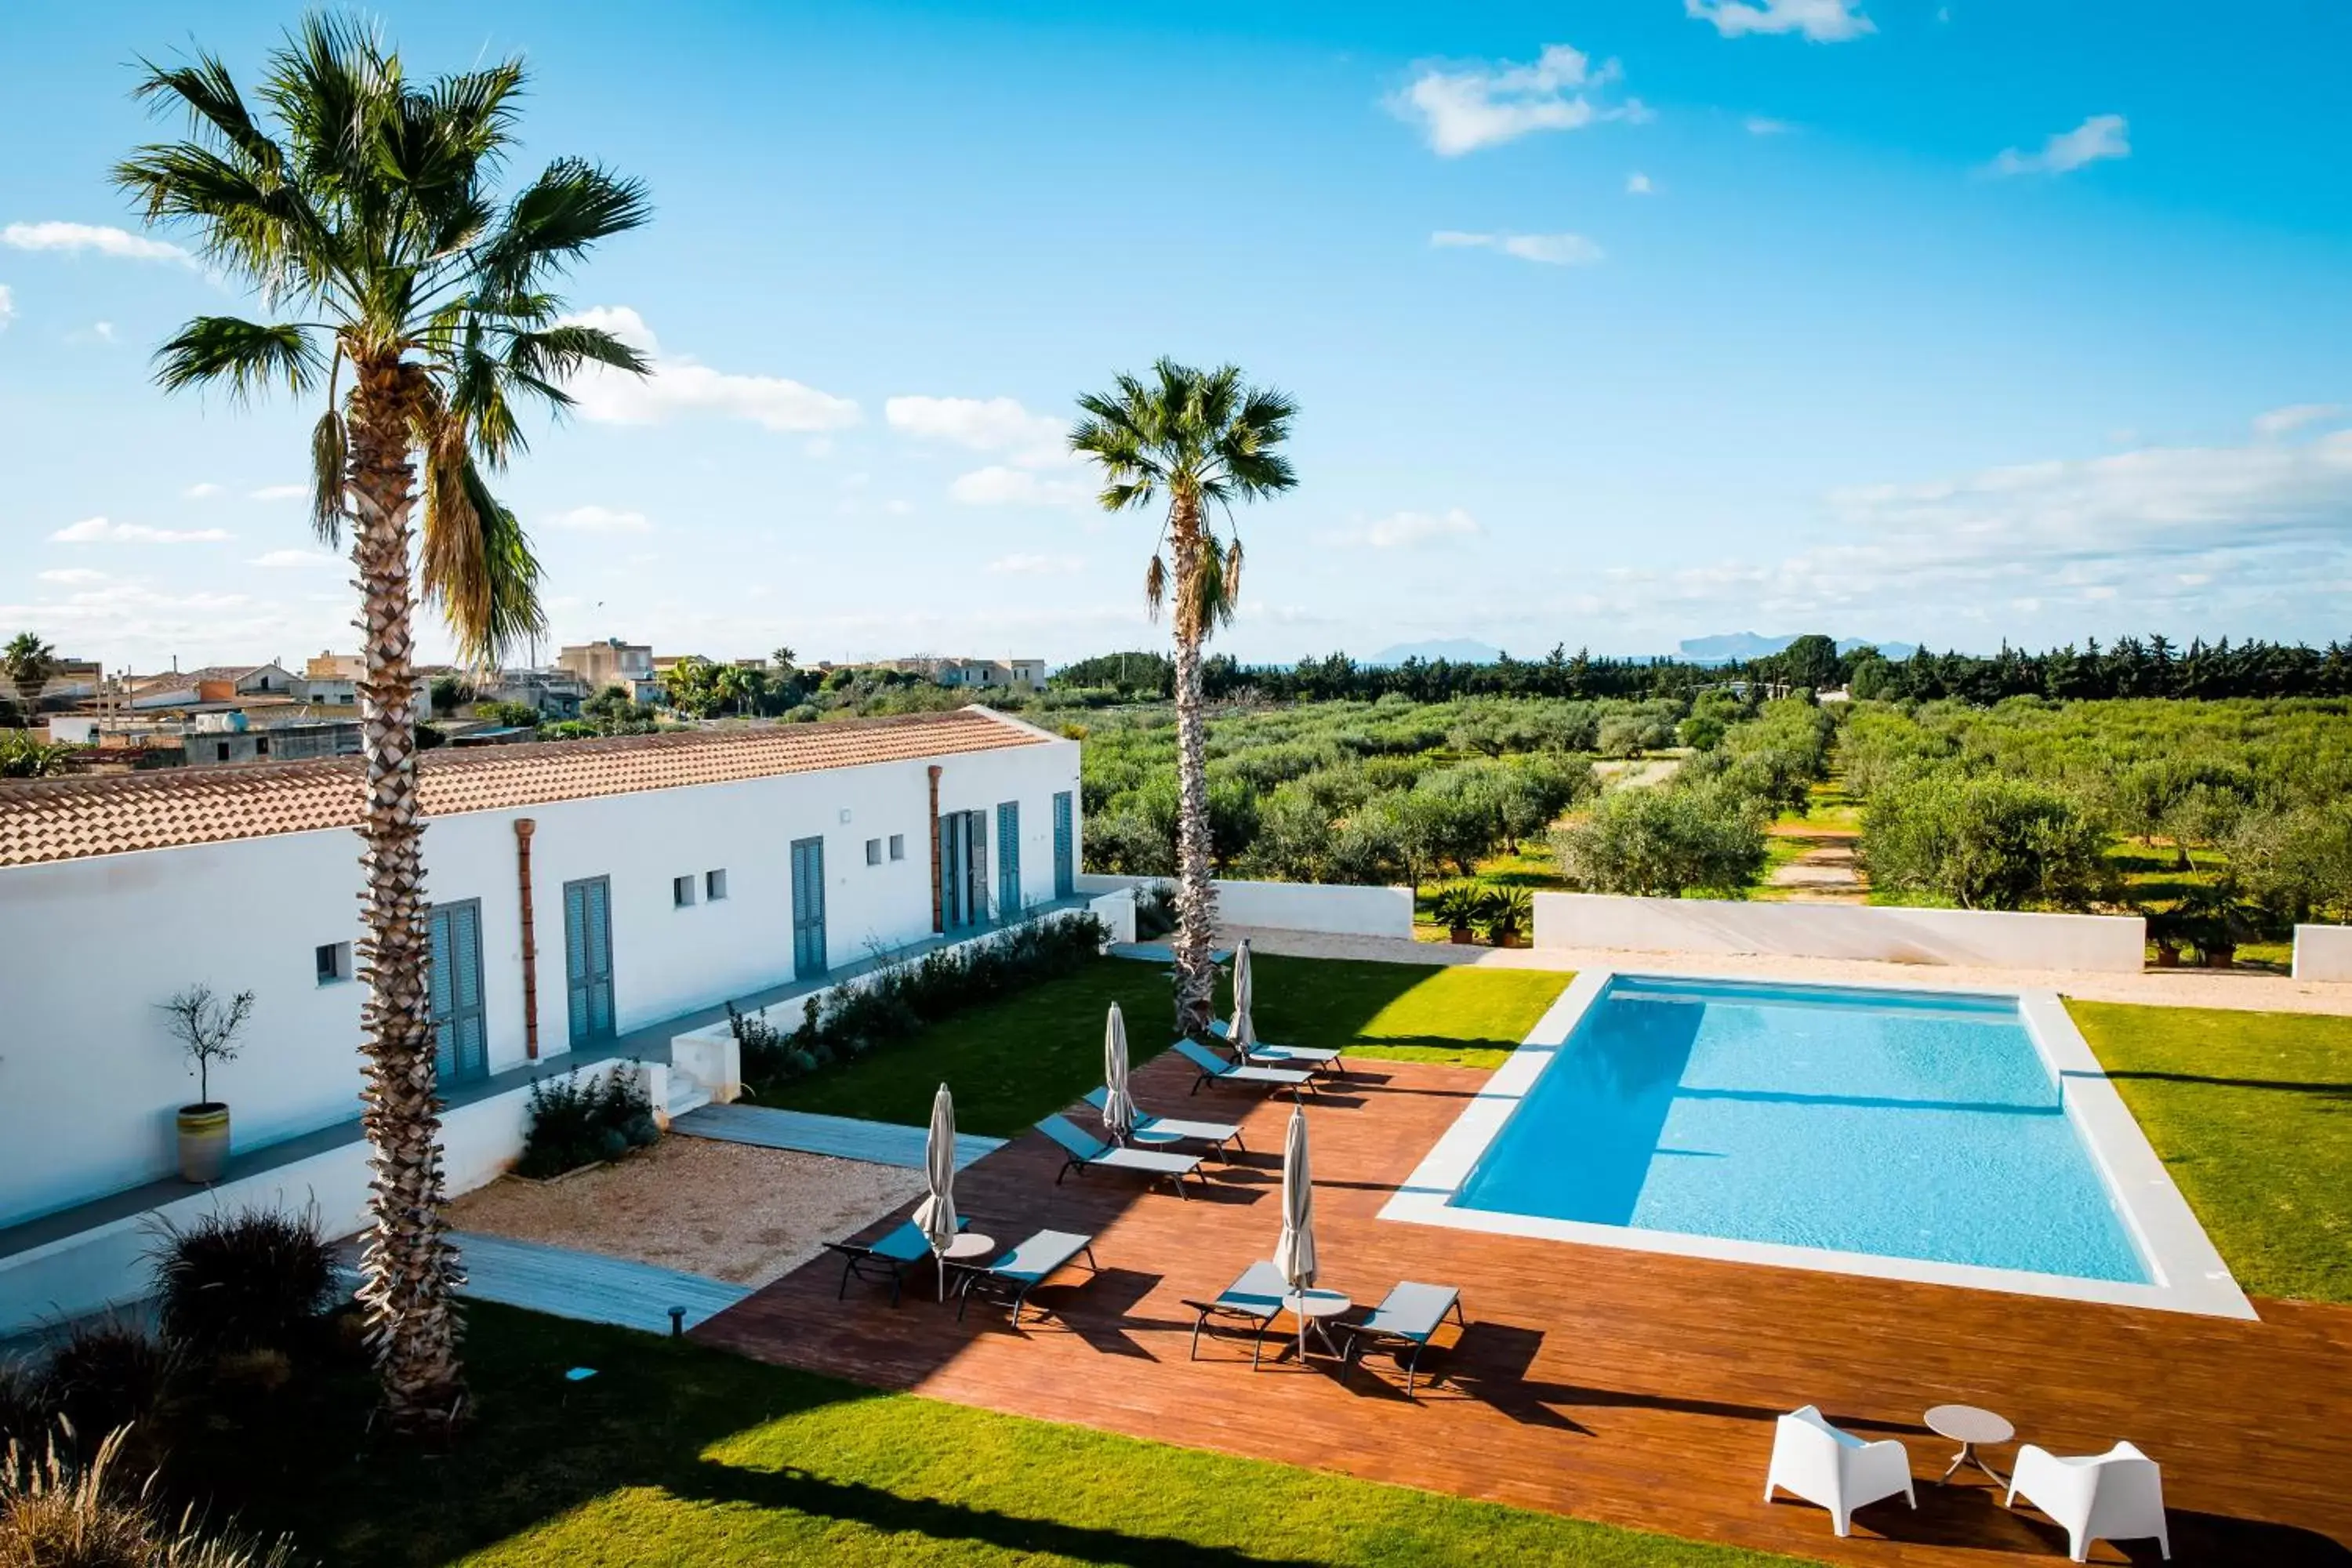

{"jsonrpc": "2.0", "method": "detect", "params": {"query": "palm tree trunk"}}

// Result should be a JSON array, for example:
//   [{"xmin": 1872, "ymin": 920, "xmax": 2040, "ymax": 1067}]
[
  {"xmin": 345, "ymin": 361, "xmax": 467, "ymax": 1430},
  {"xmin": 1169, "ymin": 495, "xmax": 1220, "ymax": 1035}
]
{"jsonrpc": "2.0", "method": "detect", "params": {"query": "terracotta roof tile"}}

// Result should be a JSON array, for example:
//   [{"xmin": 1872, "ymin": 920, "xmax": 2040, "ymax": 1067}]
[{"xmin": 0, "ymin": 707, "xmax": 1047, "ymax": 869}]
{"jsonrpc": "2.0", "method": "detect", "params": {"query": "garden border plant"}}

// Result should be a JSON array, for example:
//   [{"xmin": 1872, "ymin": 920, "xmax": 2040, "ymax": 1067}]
[
  {"xmin": 515, "ymin": 1063, "xmax": 659, "ymax": 1180},
  {"xmin": 729, "ymin": 913, "xmax": 1108, "ymax": 1096}
]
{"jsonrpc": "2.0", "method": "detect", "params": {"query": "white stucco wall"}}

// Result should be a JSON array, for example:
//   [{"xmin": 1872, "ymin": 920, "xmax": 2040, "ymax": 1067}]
[
  {"xmin": 0, "ymin": 727, "xmax": 1079, "ymax": 1229},
  {"xmin": 1074, "ymin": 873, "xmax": 1415, "ymax": 939},
  {"xmin": 2292, "ymin": 924, "xmax": 2352, "ymax": 982},
  {"xmin": 1531, "ymin": 893, "xmax": 2147, "ymax": 973}
]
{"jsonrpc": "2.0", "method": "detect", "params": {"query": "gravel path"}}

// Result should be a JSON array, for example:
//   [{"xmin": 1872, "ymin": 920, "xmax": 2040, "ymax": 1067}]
[{"xmin": 448, "ymin": 1134, "xmax": 926, "ymax": 1286}]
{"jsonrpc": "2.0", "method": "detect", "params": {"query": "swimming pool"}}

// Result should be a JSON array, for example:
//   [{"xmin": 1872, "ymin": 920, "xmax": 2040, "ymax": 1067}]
[{"xmin": 1382, "ymin": 971, "xmax": 2252, "ymax": 1317}]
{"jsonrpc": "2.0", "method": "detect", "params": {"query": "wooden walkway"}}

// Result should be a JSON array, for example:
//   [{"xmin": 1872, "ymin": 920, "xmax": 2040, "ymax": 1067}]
[
  {"xmin": 450, "ymin": 1231, "xmax": 750, "ymax": 1334},
  {"xmin": 673, "ymin": 1103, "xmax": 1004, "ymax": 1171},
  {"xmin": 698, "ymin": 1053, "xmax": 2352, "ymax": 1566}
]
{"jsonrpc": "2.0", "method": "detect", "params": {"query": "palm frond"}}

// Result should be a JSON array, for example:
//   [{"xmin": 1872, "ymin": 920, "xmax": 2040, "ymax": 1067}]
[
  {"xmin": 155, "ymin": 317, "xmax": 323, "ymax": 401},
  {"xmin": 129, "ymin": 52, "xmax": 285, "ymax": 175},
  {"xmin": 477, "ymin": 158, "xmax": 652, "ymax": 292},
  {"xmin": 309, "ymin": 406, "xmax": 347, "ymax": 544},
  {"xmin": 1144, "ymin": 554, "xmax": 1168, "ymax": 621}
]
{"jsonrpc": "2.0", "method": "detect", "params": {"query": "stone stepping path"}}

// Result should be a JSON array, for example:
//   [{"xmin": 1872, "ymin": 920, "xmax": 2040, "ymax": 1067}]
[
  {"xmin": 448, "ymin": 1229, "xmax": 750, "ymax": 1334},
  {"xmin": 674, "ymin": 1103, "xmax": 1003, "ymax": 1171}
]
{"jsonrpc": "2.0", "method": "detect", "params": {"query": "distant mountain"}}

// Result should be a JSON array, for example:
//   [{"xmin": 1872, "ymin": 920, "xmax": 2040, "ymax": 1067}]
[
  {"xmin": 1677, "ymin": 633, "xmax": 1916, "ymax": 664},
  {"xmin": 1367, "ymin": 638, "xmax": 1506, "ymax": 666}
]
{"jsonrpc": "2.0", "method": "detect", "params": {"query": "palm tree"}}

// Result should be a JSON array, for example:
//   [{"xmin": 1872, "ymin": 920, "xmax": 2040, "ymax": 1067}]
[
  {"xmin": 2, "ymin": 633, "xmax": 56, "ymax": 720},
  {"xmin": 1070, "ymin": 360, "xmax": 1297, "ymax": 1033},
  {"xmin": 115, "ymin": 15, "xmax": 650, "ymax": 1430}
]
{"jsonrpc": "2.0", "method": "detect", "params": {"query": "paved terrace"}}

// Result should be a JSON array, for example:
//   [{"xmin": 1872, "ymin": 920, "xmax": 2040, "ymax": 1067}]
[
  {"xmin": 699, "ymin": 1047, "xmax": 2352, "ymax": 1566},
  {"xmin": 1229, "ymin": 926, "xmax": 2352, "ymax": 1017}
]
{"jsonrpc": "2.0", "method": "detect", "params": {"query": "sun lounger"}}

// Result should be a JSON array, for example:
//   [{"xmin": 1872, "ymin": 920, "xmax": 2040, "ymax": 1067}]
[
  {"xmin": 1082, "ymin": 1087, "xmax": 1245, "ymax": 1160},
  {"xmin": 1035, "ymin": 1113, "xmax": 1207, "ymax": 1197},
  {"xmin": 822, "ymin": 1214, "xmax": 968, "ymax": 1306},
  {"xmin": 1173, "ymin": 1039, "xmax": 1312, "ymax": 1098},
  {"xmin": 1182, "ymin": 1260, "xmax": 1290, "ymax": 1368},
  {"xmin": 1340, "ymin": 1281, "xmax": 1466, "ymax": 1397},
  {"xmin": 1208, "ymin": 1019, "xmax": 1348, "ymax": 1076},
  {"xmin": 954, "ymin": 1228, "xmax": 1101, "ymax": 1325}
]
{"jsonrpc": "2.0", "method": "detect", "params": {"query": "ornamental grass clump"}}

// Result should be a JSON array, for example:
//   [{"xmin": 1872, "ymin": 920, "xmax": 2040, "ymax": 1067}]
[
  {"xmin": 0, "ymin": 1421, "xmax": 293, "ymax": 1568},
  {"xmin": 151, "ymin": 1209, "xmax": 337, "ymax": 1357}
]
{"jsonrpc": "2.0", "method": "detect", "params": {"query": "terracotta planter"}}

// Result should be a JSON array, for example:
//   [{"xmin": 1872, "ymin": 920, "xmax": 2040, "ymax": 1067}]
[
  {"xmin": 2153, "ymin": 945, "xmax": 2180, "ymax": 968},
  {"xmin": 2204, "ymin": 947, "xmax": 2237, "ymax": 971},
  {"xmin": 1448, "ymin": 926, "xmax": 1475, "ymax": 945},
  {"xmin": 177, "ymin": 1102, "xmax": 230, "ymax": 1183}
]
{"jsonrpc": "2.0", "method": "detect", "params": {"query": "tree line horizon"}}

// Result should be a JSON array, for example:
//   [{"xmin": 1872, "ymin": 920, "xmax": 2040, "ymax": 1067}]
[{"xmin": 1054, "ymin": 633, "xmax": 2352, "ymax": 706}]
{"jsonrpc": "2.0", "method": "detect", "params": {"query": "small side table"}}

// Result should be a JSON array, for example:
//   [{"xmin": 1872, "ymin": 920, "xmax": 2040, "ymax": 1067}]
[
  {"xmin": 1282, "ymin": 1288, "xmax": 1352, "ymax": 1361},
  {"xmin": 938, "ymin": 1232, "xmax": 996, "ymax": 1301},
  {"xmin": 1926, "ymin": 1403, "xmax": 2015, "ymax": 1488}
]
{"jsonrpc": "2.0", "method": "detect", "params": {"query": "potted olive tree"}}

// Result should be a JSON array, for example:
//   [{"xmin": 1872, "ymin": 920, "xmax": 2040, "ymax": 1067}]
[{"xmin": 161, "ymin": 984, "xmax": 254, "ymax": 1183}]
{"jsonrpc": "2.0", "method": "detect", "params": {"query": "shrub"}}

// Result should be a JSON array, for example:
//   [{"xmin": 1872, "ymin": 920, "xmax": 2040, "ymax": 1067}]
[
  {"xmin": 725, "ymin": 1003, "xmax": 793, "ymax": 1082},
  {"xmin": 38, "ymin": 1318, "xmax": 180, "ymax": 1450},
  {"xmin": 517, "ymin": 1064, "xmax": 659, "ymax": 1179},
  {"xmin": 740, "ymin": 915, "xmax": 1108, "ymax": 1092},
  {"xmin": 1552, "ymin": 785, "xmax": 1766, "ymax": 898},
  {"xmin": 1860, "ymin": 773, "xmax": 2111, "ymax": 911},
  {"xmin": 151, "ymin": 1209, "xmax": 336, "ymax": 1356},
  {"xmin": 0, "ymin": 1421, "xmax": 294, "ymax": 1568},
  {"xmin": 1429, "ymin": 883, "xmax": 1486, "ymax": 932},
  {"xmin": 1483, "ymin": 886, "xmax": 1533, "ymax": 943},
  {"xmin": 1133, "ymin": 881, "xmax": 1178, "ymax": 939}
]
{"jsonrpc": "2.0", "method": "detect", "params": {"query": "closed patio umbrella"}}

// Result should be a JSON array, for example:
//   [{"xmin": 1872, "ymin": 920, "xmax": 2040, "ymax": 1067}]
[
  {"xmin": 1273, "ymin": 1103, "xmax": 1318, "ymax": 1356},
  {"xmin": 1229, "ymin": 937, "xmax": 1256, "ymax": 1051},
  {"xmin": 1101, "ymin": 1003, "xmax": 1138, "ymax": 1143},
  {"xmin": 912, "ymin": 1082, "xmax": 960, "ymax": 1300}
]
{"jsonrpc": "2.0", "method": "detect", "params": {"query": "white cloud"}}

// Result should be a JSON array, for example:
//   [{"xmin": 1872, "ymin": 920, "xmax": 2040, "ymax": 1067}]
[
  {"xmin": 985, "ymin": 553, "xmax": 1086, "ymax": 575},
  {"xmin": 1582, "ymin": 423, "xmax": 2352, "ymax": 637},
  {"xmin": 887, "ymin": 395, "xmax": 1071, "ymax": 468},
  {"xmin": 1, "ymin": 221, "xmax": 192, "ymax": 265},
  {"xmin": 1319, "ymin": 508, "xmax": 1483, "ymax": 550},
  {"xmin": 93, "ymin": 321, "xmax": 114, "ymax": 342},
  {"xmin": 249, "ymin": 484, "xmax": 307, "ymax": 502},
  {"xmin": 1390, "ymin": 45, "xmax": 1646, "ymax": 157},
  {"xmin": 37, "ymin": 568, "xmax": 108, "ymax": 586},
  {"xmin": 948, "ymin": 466, "xmax": 1091, "ymax": 507},
  {"xmin": 1987, "ymin": 114, "xmax": 2129, "ymax": 177},
  {"xmin": 2254, "ymin": 404, "xmax": 2344, "ymax": 438},
  {"xmin": 550, "ymin": 504, "xmax": 652, "ymax": 534},
  {"xmin": 1431, "ymin": 230, "xmax": 1604, "ymax": 267},
  {"xmin": 49, "ymin": 516, "xmax": 231, "ymax": 544},
  {"xmin": 0, "ymin": 284, "xmax": 13, "ymax": 331},
  {"xmin": 1626, "ymin": 172, "xmax": 1654, "ymax": 194},
  {"xmin": 1687, "ymin": 0, "xmax": 1875, "ymax": 42},
  {"xmin": 183, "ymin": 482, "xmax": 224, "ymax": 500},
  {"xmin": 1744, "ymin": 115, "xmax": 1795, "ymax": 136},
  {"xmin": 557, "ymin": 306, "xmax": 860, "ymax": 432}
]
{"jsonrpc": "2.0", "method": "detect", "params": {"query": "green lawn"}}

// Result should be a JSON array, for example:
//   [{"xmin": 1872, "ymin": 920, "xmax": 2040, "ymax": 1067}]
[
  {"xmin": 760, "ymin": 955, "xmax": 1574, "ymax": 1130},
  {"xmin": 191, "ymin": 1305, "xmax": 1806, "ymax": 1568},
  {"xmin": 2069, "ymin": 1000, "xmax": 2352, "ymax": 1304}
]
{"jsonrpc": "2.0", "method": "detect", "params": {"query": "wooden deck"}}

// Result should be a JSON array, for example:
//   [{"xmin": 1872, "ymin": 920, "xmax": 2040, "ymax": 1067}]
[{"xmin": 696, "ymin": 1054, "xmax": 2352, "ymax": 1566}]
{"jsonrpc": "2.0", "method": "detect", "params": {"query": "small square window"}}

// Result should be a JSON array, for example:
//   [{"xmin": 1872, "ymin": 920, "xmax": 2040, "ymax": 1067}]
[
  {"xmin": 253, "ymin": 735, "xmax": 270, "ymax": 757},
  {"xmin": 706, "ymin": 869, "xmax": 728, "ymax": 901},
  {"xmin": 673, "ymin": 874, "xmax": 697, "ymax": 909},
  {"xmin": 315, "ymin": 942, "xmax": 352, "ymax": 985},
  {"xmin": 865, "ymin": 837, "xmax": 883, "ymax": 866},
  {"xmin": 888, "ymin": 833, "xmax": 906, "ymax": 862}
]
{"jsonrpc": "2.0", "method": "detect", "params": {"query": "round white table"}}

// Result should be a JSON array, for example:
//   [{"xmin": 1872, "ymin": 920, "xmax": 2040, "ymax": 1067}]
[
  {"xmin": 938, "ymin": 1232, "xmax": 996, "ymax": 1301},
  {"xmin": 1926, "ymin": 1403, "xmax": 2015, "ymax": 1487},
  {"xmin": 1282, "ymin": 1288, "xmax": 1352, "ymax": 1361}
]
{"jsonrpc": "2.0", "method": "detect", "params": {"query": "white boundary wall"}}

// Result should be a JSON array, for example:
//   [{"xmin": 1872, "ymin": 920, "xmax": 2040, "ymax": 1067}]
[
  {"xmin": 0, "ymin": 1057, "xmax": 655, "ymax": 1337},
  {"xmin": 1533, "ymin": 893, "xmax": 2146, "ymax": 974},
  {"xmin": 1076, "ymin": 874, "xmax": 1413, "ymax": 939},
  {"xmin": 2292, "ymin": 924, "xmax": 2352, "ymax": 982}
]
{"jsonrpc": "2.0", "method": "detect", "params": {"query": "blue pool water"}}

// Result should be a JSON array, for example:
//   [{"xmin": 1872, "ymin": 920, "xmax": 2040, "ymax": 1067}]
[{"xmin": 1454, "ymin": 976, "xmax": 2149, "ymax": 1283}]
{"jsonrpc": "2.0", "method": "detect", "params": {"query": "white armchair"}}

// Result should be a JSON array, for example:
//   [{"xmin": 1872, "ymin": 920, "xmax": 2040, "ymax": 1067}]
[
  {"xmin": 2006, "ymin": 1440, "xmax": 2170, "ymax": 1563},
  {"xmin": 1764, "ymin": 1404, "xmax": 1917, "ymax": 1537}
]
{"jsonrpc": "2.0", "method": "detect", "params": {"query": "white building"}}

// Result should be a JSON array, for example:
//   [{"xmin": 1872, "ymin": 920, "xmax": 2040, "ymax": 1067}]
[{"xmin": 0, "ymin": 707, "xmax": 1082, "ymax": 1242}]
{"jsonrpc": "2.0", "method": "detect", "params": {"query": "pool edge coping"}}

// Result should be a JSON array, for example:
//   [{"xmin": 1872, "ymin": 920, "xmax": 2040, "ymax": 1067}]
[{"xmin": 1377, "ymin": 967, "xmax": 2258, "ymax": 1322}]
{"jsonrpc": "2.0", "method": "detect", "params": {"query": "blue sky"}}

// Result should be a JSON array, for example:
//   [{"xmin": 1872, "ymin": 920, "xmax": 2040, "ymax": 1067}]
[{"xmin": 3, "ymin": 0, "xmax": 2348, "ymax": 673}]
